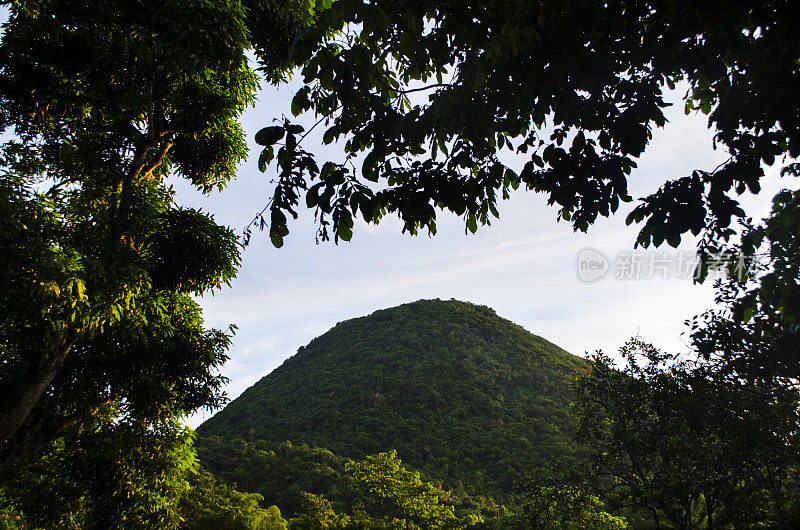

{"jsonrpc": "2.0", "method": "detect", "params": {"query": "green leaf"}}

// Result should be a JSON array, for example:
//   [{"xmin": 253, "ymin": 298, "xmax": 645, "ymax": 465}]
[
  {"xmin": 258, "ymin": 146, "xmax": 275, "ymax": 172},
  {"xmin": 270, "ymin": 227, "xmax": 285, "ymax": 248},
  {"xmin": 323, "ymin": 128, "xmax": 337, "ymax": 145},
  {"xmin": 337, "ymin": 223, "xmax": 352, "ymax": 242},
  {"xmin": 666, "ymin": 232, "xmax": 681, "ymax": 248},
  {"xmin": 255, "ymin": 126, "xmax": 285, "ymax": 146},
  {"xmin": 466, "ymin": 214, "xmax": 477, "ymax": 234}
]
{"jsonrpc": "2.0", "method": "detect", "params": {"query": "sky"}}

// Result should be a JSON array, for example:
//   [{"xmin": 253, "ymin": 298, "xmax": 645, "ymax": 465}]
[{"xmin": 174, "ymin": 78, "xmax": 785, "ymax": 428}]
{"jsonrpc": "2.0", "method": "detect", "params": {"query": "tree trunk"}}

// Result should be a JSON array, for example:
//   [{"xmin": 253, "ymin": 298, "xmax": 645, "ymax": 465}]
[{"xmin": 0, "ymin": 339, "xmax": 75, "ymax": 449}]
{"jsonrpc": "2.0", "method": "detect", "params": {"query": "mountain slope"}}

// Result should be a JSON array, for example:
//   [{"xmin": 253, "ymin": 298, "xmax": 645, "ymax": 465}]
[{"xmin": 198, "ymin": 299, "xmax": 586, "ymax": 494}]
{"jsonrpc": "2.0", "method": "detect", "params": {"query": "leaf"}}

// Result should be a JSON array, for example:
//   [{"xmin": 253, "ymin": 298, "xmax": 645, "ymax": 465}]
[
  {"xmin": 337, "ymin": 222, "xmax": 352, "ymax": 242},
  {"xmin": 269, "ymin": 224, "xmax": 285, "ymax": 248},
  {"xmin": 323, "ymin": 127, "xmax": 337, "ymax": 145},
  {"xmin": 258, "ymin": 146, "xmax": 274, "ymax": 172},
  {"xmin": 466, "ymin": 214, "xmax": 477, "ymax": 234},
  {"xmin": 362, "ymin": 151, "xmax": 380, "ymax": 182},
  {"xmin": 291, "ymin": 87, "xmax": 311, "ymax": 116},
  {"xmin": 666, "ymin": 232, "xmax": 681, "ymax": 248},
  {"xmin": 255, "ymin": 126, "xmax": 285, "ymax": 146}
]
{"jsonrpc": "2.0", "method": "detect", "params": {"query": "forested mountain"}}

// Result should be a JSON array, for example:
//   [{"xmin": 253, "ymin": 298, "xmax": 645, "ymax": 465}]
[{"xmin": 198, "ymin": 299, "xmax": 586, "ymax": 496}]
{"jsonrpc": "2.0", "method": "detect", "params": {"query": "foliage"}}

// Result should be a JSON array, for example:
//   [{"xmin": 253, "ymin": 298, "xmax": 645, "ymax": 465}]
[
  {"xmin": 286, "ymin": 452, "xmax": 484, "ymax": 529},
  {"xmin": 519, "ymin": 485, "xmax": 627, "ymax": 530},
  {"xmin": 179, "ymin": 468, "xmax": 289, "ymax": 530},
  {"xmin": 195, "ymin": 437, "xmax": 357, "ymax": 519},
  {"xmin": 3, "ymin": 0, "xmax": 798, "ymax": 526},
  {"xmin": 573, "ymin": 338, "xmax": 800, "ymax": 528},
  {"xmin": 287, "ymin": 492, "xmax": 351, "ymax": 529},
  {"xmin": 693, "ymin": 189, "xmax": 800, "ymax": 377},
  {"xmin": 345, "ymin": 450, "xmax": 482, "ymax": 529},
  {"xmin": 248, "ymin": 0, "xmax": 799, "ymax": 257},
  {"xmin": 0, "ymin": 0, "xmax": 255, "ymax": 450},
  {"xmin": 198, "ymin": 299, "xmax": 586, "ymax": 496},
  {"xmin": 0, "ymin": 430, "xmax": 297, "ymax": 529},
  {"xmin": 569, "ymin": 188, "xmax": 800, "ymax": 528},
  {"xmin": 197, "ymin": 436, "xmax": 484, "ymax": 529},
  {"xmin": 0, "ymin": 0, "xmax": 262, "ymax": 523},
  {"xmin": 0, "ymin": 422, "xmax": 197, "ymax": 529},
  {"xmin": 0, "ymin": 489, "xmax": 26, "ymax": 530}
]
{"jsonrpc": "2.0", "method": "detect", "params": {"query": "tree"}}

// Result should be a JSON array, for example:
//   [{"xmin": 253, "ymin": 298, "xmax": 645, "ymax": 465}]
[
  {"xmin": 0, "ymin": 421, "xmax": 198, "ymax": 528},
  {"xmin": 3, "ymin": 0, "xmax": 797, "ymax": 523},
  {"xmin": 573, "ymin": 302, "xmax": 800, "ymax": 527},
  {"xmin": 287, "ymin": 492, "xmax": 353, "ymax": 529},
  {"xmin": 519, "ymin": 485, "xmax": 628, "ymax": 530},
  {"xmin": 0, "ymin": 0, "xmax": 263, "ymax": 512},
  {"xmin": 179, "ymin": 468, "xmax": 289, "ymax": 530},
  {"xmin": 565, "ymin": 185, "xmax": 800, "ymax": 529},
  {"xmin": 248, "ymin": 0, "xmax": 798, "ymax": 263},
  {"xmin": 346, "ymin": 450, "xmax": 482, "ymax": 529}
]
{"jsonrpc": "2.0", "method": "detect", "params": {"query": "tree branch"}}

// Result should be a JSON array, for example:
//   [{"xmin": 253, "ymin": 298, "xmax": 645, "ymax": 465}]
[{"xmin": 0, "ymin": 333, "xmax": 78, "ymax": 450}]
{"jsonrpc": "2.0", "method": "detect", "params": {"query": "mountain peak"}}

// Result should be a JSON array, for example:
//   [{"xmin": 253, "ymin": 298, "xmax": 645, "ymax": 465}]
[{"xmin": 198, "ymin": 300, "xmax": 585, "ymax": 494}]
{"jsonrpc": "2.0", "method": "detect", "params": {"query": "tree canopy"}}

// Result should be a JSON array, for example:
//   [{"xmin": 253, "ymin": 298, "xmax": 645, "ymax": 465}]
[
  {"xmin": 569, "ymin": 185, "xmax": 800, "ymax": 527},
  {"xmin": 250, "ymin": 0, "xmax": 798, "ymax": 259},
  {"xmin": 0, "ymin": 0, "xmax": 261, "ymax": 523}
]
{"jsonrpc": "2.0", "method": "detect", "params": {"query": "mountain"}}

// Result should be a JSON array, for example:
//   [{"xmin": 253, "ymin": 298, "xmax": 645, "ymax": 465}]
[{"xmin": 198, "ymin": 299, "xmax": 586, "ymax": 495}]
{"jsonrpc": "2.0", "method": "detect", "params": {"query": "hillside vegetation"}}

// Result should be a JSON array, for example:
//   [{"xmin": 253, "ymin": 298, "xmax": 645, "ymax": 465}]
[
  {"xmin": 199, "ymin": 299, "xmax": 586, "ymax": 496},
  {"xmin": 195, "ymin": 436, "xmax": 496, "ymax": 526}
]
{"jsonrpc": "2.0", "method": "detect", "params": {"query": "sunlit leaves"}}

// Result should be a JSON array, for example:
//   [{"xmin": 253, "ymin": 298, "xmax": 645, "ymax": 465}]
[
  {"xmin": 0, "ymin": 1, "xmax": 256, "ymax": 521},
  {"xmin": 346, "ymin": 451, "xmax": 482, "ymax": 529}
]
